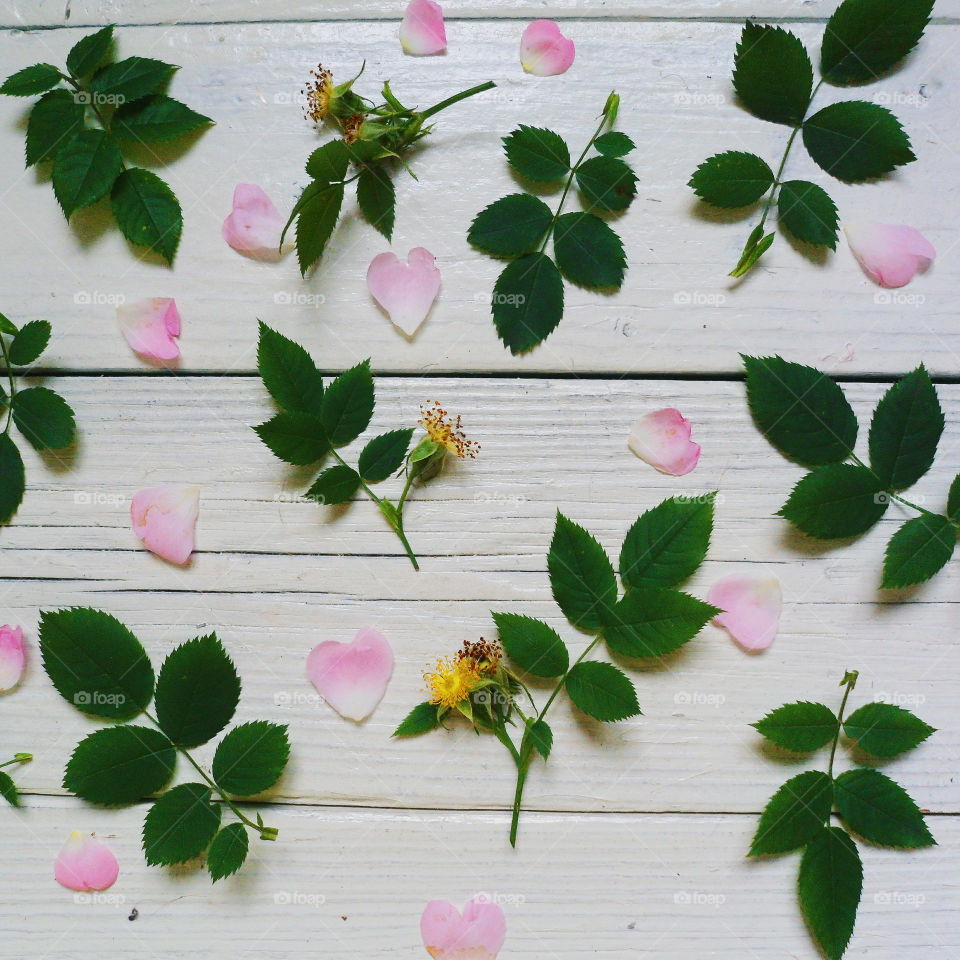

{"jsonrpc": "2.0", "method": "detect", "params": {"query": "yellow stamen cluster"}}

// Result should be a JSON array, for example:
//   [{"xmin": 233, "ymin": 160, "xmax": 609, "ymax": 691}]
[
  {"xmin": 419, "ymin": 402, "xmax": 480, "ymax": 460},
  {"xmin": 423, "ymin": 656, "xmax": 481, "ymax": 708},
  {"xmin": 303, "ymin": 64, "xmax": 334, "ymax": 125}
]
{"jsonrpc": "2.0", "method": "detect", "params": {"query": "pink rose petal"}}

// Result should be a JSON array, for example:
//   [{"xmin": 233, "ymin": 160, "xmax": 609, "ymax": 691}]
[
  {"xmin": 844, "ymin": 221, "xmax": 936, "ymax": 288},
  {"xmin": 222, "ymin": 183, "xmax": 288, "ymax": 262},
  {"xmin": 0, "ymin": 625, "xmax": 25, "ymax": 692},
  {"xmin": 421, "ymin": 896, "xmax": 506, "ymax": 960},
  {"xmin": 55, "ymin": 832, "xmax": 119, "ymax": 892},
  {"xmin": 367, "ymin": 247, "xmax": 441, "ymax": 336},
  {"xmin": 130, "ymin": 484, "xmax": 199, "ymax": 566},
  {"xmin": 520, "ymin": 20, "xmax": 575, "ymax": 76},
  {"xmin": 708, "ymin": 574, "xmax": 782, "ymax": 652},
  {"xmin": 628, "ymin": 408, "xmax": 701, "ymax": 476},
  {"xmin": 117, "ymin": 298, "xmax": 181, "ymax": 361},
  {"xmin": 306, "ymin": 627, "xmax": 394, "ymax": 721},
  {"xmin": 400, "ymin": 0, "xmax": 447, "ymax": 56}
]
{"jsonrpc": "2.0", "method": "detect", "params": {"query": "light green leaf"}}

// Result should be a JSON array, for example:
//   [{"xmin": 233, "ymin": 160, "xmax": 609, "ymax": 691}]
[
  {"xmin": 492, "ymin": 613, "xmax": 569, "ymax": 678},
  {"xmin": 779, "ymin": 463, "xmax": 888, "ymax": 539},
  {"xmin": 142, "ymin": 782, "xmax": 221, "ymax": 865},
  {"xmin": 468, "ymin": 193, "xmax": 554, "ymax": 257},
  {"xmin": 575, "ymin": 155, "xmax": 637, "ymax": 212},
  {"xmin": 207, "ymin": 823, "xmax": 249, "ymax": 882},
  {"xmin": 491, "ymin": 252, "xmax": 564, "ymax": 354},
  {"xmin": 356, "ymin": 166, "xmax": 396, "ymax": 240},
  {"xmin": 689, "ymin": 151, "xmax": 774, "ymax": 208},
  {"xmin": 358, "ymin": 428, "xmax": 413, "ymax": 483},
  {"xmin": 305, "ymin": 464, "xmax": 360, "ymax": 505},
  {"xmin": 25, "ymin": 89, "xmax": 85, "ymax": 166},
  {"xmin": 835, "ymin": 768, "xmax": 934, "ymax": 847},
  {"xmin": 0, "ymin": 434, "xmax": 25, "ymax": 524},
  {"xmin": 843, "ymin": 701, "xmax": 935, "ymax": 758},
  {"xmin": 565, "ymin": 661, "xmax": 639, "ymax": 722},
  {"xmin": 91, "ymin": 56, "xmax": 176, "ymax": 101},
  {"xmin": 66, "ymin": 25, "xmax": 115, "ymax": 78},
  {"xmin": 110, "ymin": 167, "xmax": 182, "ymax": 263},
  {"xmin": 212, "ymin": 721, "xmax": 290, "ymax": 796},
  {"xmin": 603, "ymin": 587, "xmax": 718, "ymax": 658},
  {"xmin": 0, "ymin": 312, "xmax": 18, "ymax": 335},
  {"xmin": 882, "ymin": 514, "xmax": 955, "ymax": 589},
  {"xmin": 112, "ymin": 95, "xmax": 212, "ymax": 142},
  {"xmin": 12, "ymin": 386, "xmax": 75, "ymax": 450},
  {"xmin": 548, "ymin": 512, "xmax": 617, "ymax": 630},
  {"xmin": 733, "ymin": 22, "xmax": 813, "ymax": 125},
  {"xmin": 256, "ymin": 322, "xmax": 325, "ymax": 414},
  {"xmin": 527, "ymin": 718, "xmax": 553, "ymax": 759},
  {"xmin": 320, "ymin": 360, "xmax": 374, "ymax": 446},
  {"xmin": 8, "ymin": 320, "xmax": 51, "ymax": 366},
  {"xmin": 1, "ymin": 64, "xmax": 62, "ymax": 97},
  {"xmin": 393, "ymin": 702, "xmax": 441, "ymax": 737},
  {"xmin": 778, "ymin": 180, "xmax": 839, "ymax": 249},
  {"xmin": 593, "ymin": 131, "xmax": 634, "ymax": 157},
  {"xmin": 253, "ymin": 411, "xmax": 329, "ymax": 466},
  {"xmin": 553, "ymin": 212, "xmax": 626, "ymax": 289},
  {"xmin": 305, "ymin": 139, "xmax": 349, "ymax": 181},
  {"xmin": 502, "ymin": 125, "xmax": 570, "ymax": 181},
  {"xmin": 752, "ymin": 701, "xmax": 839, "ymax": 752},
  {"xmin": 749, "ymin": 770, "xmax": 833, "ymax": 856}
]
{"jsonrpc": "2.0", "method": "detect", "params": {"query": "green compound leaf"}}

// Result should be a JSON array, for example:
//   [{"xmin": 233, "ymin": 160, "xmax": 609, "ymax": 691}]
[
  {"xmin": 1, "ymin": 64, "xmax": 62, "ymax": 97},
  {"xmin": 803, "ymin": 101, "xmax": 915, "ymax": 182},
  {"xmin": 553, "ymin": 212, "xmax": 626, "ymax": 290},
  {"xmin": 358, "ymin": 428, "xmax": 413, "ymax": 483},
  {"xmin": 502, "ymin": 125, "xmax": 570, "ymax": 181},
  {"xmin": 492, "ymin": 613, "xmax": 569, "ymax": 678},
  {"xmin": 8, "ymin": 320, "xmax": 51, "ymax": 365},
  {"xmin": 304, "ymin": 139, "xmax": 349, "ymax": 181},
  {"xmin": 575, "ymin": 155, "xmax": 638, "ymax": 212},
  {"xmin": 392, "ymin": 702, "xmax": 441, "ymax": 737},
  {"xmin": 253, "ymin": 411, "xmax": 329, "ymax": 466},
  {"xmin": 779, "ymin": 463, "xmax": 888, "ymax": 539},
  {"xmin": 207, "ymin": 823, "xmax": 249, "ymax": 882},
  {"xmin": 25, "ymin": 90, "xmax": 85, "ymax": 166},
  {"xmin": 52, "ymin": 129, "xmax": 123, "ymax": 218},
  {"xmin": 743, "ymin": 355, "xmax": 858, "ymax": 466},
  {"xmin": 593, "ymin": 131, "xmax": 634, "ymax": 157},
  {"xmin": 39, "ymin": 607, "xmax": 155, "ymax": 720},
  {"xmin": 527, "ymin": 718, "xmax": 553, "ymax": 759},
  {"xmin": 110, "ymin": 167, "xmax": 183, "ymax": 263},
  {"xmin": 565, "ymin": 661, "xmax": 640, "ymax": 722},
  {"xmin": 320, "ymin": 359, "xmax": 374, "ymax": 447},
  {"xmin": 305, "ymin": 464, "xmax": 361, "ymax": 505},
  {"xmin": 689, "ymin": 151, "xmax": 774, "ymax": 208},
  {"xmin": 143, "ymin": 782, "xmax": 221, "ymax": 866},
  {"xmin": 468, "ymin": 193, "xmax": 554, "ymax": 257},
  {"xmin": 548, "ymin": 512, "xmax": 617, "ymax": 631},
  {"xmin": 749, "ymin": 769, "xmax": 833, "ymax": 856},
  {"xmin": 777, "ymin": 180, "xmax": 839, "ymax": 249},
  {"xmin": 882, "ymin": 514, "xmax": 956, "ymax": 589},
  {"xmin": 356, "ymin": 166, "xmax": 396, "ymax": 240},
  {"xmin": 821, "ymin": 0, "xmax": 934, "ymax": 85},
  {"xmin": 752, "ymin": 701, "xmax": 839, "ymax": 752},
  {"xmin": 213, "ymin": 721, "xmax": 290, "ymax": 796},
  {"xmin": 733, "ymin": 22, "xmax": 813, "ymax": 126},
  {"xmin": 112, "ymin": 94, "xmax": 212, "ymax": 142},
  {"xmin": 603, "ymin": 587, "xmax": 718, "ymax": 659},
  {"xmin": 66, "ymin": 25, "xmax": 115, "ymax": 78},
  {"xmin": 256, "ymin": 321, "xmax": 325, "ymax": 415},
  {"xmin": 843, "ymin": 701, "xmax": 935, "ymax": 758},
  {"xmin": 868, "ymin": 365, "xmax": 943, "ymax": 490},
  {"xmin": 295, "ymin": 181, "xmax": 344, "ymax": 275},
  {"xmin": 12, "ymin": 386, "xmax": 76, "ymax": 450},
  {"xmin": 835, "ymin": 767, "xmax": 934, "ymax": 848},
  {"xmin": 0, "ymin": 771, "xmax": 19, "ymax": 807},
  {"xmin": 491, "ymin": 252, "xmax": 564, "ymax": 355},
  {"xmin": 0, "ymin": 434, "xmax": 25, "ymax": 524},
  {"xmin": 64, "ymin": 725, "xmax": 175, "ymax": 805},
  {"xmin": 91, "ymin": 56, "xmax": 176, "ymax": 102},
  {"xmin": 798, "ymin": 826, "xmax": 862, "ymax": 960}
]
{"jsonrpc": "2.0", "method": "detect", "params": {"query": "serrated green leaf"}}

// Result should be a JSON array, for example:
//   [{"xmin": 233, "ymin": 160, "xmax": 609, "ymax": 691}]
[
  {"xmin": 39, "ymin": 607, "xmax": 155, "ymax": 719},
  {"xmin": 64, "ymin": 725, "xmax": 175, "ymax": 805},
  {"xmin": 468, "ymin": 193, "xmax": 554, "ymax": 257},
  {"xmin": 110, "ymin": 167, "xmax": 182, "ymax": 263},
  {"xmin": 256, "ymin": 322, "xmax": 324, "ymax": 414},
  {"xmin": 393, "ymin": 701, "xmax": 441, "ymax": 737},
  {"xmin": 553, "ymin": 212, "xmax": 626, "ymax": 289},
  {"xmin": 52, "ymin": 129, "xmax": 123, "ymax": 218},
  {"xmin": 0, "ymin": 434, "xmax": 25, "ymax": 524},
  {"xmin": 25, "ymin": 89, "xmax": 85, "ymax": 166},
  {"xmin": 13, "ymin": 386, "xmax": 75, "ymax": 450},
  {"xmin": 869, "ymin": 365, "xmax": 943, "ymax": 490},
  {"xmin": 780, "ymin": 463, "xmax": 888, "ymax": 538},
  {"xmin": 803, "ymin": 101, "xmax": 915, "ymax": 182},
  {"xmin": 253, "ymin": 411, "xmax": 329, "ymax": 466},
  {"xmin": 213, "ymin": 721, "xmax": 289, "ymax": 796},
  {"xmin": 492, "ymin": 613, "xmax": 569, "ymax": 678},
  {"xmin": 844, "ymin": 701, "xmax": 935, "ymax": 758},
  {"xmin": 548, "ymin": 512, "xmax": 617, "ymax": 630},
  {"xmin": 8, "ymin": 320, "xmax": 51, "ymax": 366},
  {"xmin": 565, "ymin": 661, "xmax": 640, "ymax": 722},
  {"xmin": 358, "ymin": 428, "xmax": 413, "ymax": 483},
  {"xmin": 305, "ymin": 464, "xmax": 360, "ymax": 505},
  {"xmin": 778, "ymin": 180, "xmax": 839, "ymax": 249},
  {"xmin": 594, "ymin": 131, "xmax": 634, "ymax": 157},
  {"xmin": 155, "ymin": 634, "xmax": 241, "ymax": 748},
  {"xmin": 207, "ymin": 823, "xmax": 249, "ymax": 881},
  {"xmin": 733, "ymin": 22, "xmax": 813, "ymax": 125},
  {"xmin": 822, "ymin": 0, "xmax": 934, "ymax": 85},
  {"xmin": 619, "ymin": 495, "xmax": 714, "ymax": 589},
  {"xmin": 66, "ymin": 25, "xmax": 115, "ymax": 78},
  {"xmin": 750, "ymin": 770, "xmax": 833, "ymax": 856},
  {"xmin": 688, "ymin": 151, "xmax": 774, "ymax": 208},
  {"xmin": 882, "ymin": 513, "xmax": 955, "ymax": 588},
  {"xmin": 0, "ymin": 771, "xmax": 18, "ymax": 807},
  {"xmin": 798, "ymin": 826, "xmax": 862, "ymax": 960},
  {"xmin": 503, "ymin": 125, "xmax": 570, "ymax": 181},
  {"xmin": 305, "ymin": 139, "xmax": 349, "ymax": 181},
  {"xmin": 143, "ymin": 782, "xmax": 221, "ymax": 865},
  {"xmin": 603, "ymin": 587, "xmax": 718, "ymax": 658},
  {"xmin": 0, "ymin": 312, "xmax": 18, "ymax": 335},
  {"xmin": 321, "ymin": 360, "xmax": 374, "ymax": 446},
  {"xmin": 1, "ymin": 64, "xmax": 62, "ymax": 97},
  {"xmin": 356, "ymin": 166, "xmax": 396, "ymax": 240},
  {"xmin": 575, "ymin": 155, "xmax": 637, "ymax": 212},
  {"xmin": 947, "ymin": 473, "xmax": 960, "ymax": 521},
  {"xmin": 753, "ymin": 701, "xmax": 839, "ymax": 752},
  {"xmin": 295, "ymin": 181, "xmax": 344, "ymax": 275},
  {"xmin": 112, "ymin": 95, "xmax": 212, "ymax": 142},
  {"xmin": 527, "ymin": 718, "xmax": 553, "ymax": 759},
  {"xmin": 835, "ymin": 767, "xmax": 934, "ymax": 847},
  {"xmin": 91, "ymin": 57, "xmax": 176, "ymax": 101},
  {"xmin": 491, "ymin": 252, "xmax": 564, "ymax": 354}
]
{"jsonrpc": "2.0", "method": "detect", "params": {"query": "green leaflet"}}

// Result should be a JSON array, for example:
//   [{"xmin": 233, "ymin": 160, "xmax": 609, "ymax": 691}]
[
  {"xmin": 0, "ymin": 434, "xmax": 26, "ymax": 524},
  {"xmin": 358, "ymin": 429, "xmax": 413, "ymax": 483},
  {"xmin": 779, "ymin": 464, "xmax": 888, "ymax": 539},
  {"xmin": 142, "ymin": 782, "xmax": 222, "ymax": 866},
  {"xmin": 207, "ymin": 823, "xmax": 250, "ymax": 882},
  {"xmin": 468, "ymin": 193, "xmax": 554, "ymax": 257},
  {"xmin": 843, "ymin": 702, "xmax": 935, "ymax": 758},
  {"xmin": 565, "ymin": 661, "xmax": 640, "ymax": 722},
  {"xmin": 834, "ymin": 768, "xmax": 934, "ymax": 848},
  {"xmin": 356, "ymin": 166, "xmax": 396, "ymax": 240},
  {"xmin": 112, "ymin": 95, "xmax": 212, "ymax": 143},
  {"xmin": 8, "ymin": 320, "xmax": 51, "ymax": 365},
  {"xmin": 503, "ymin": 125, "xmax": 570, "ymax": 180},
  {"xmin": 777, "ymin": 180, "xmax": 839, "ymax": 249},
  {"xmin": 688, "ymin": 151, "xmax": 774, "ymax": 208},
  {"xmin": 752, "ymin": 701, "xmax": 839, "ymax": 753},
  {"xmin": 602, "ymin": 587, "xmax": 717, "ymax": 659},
  {"xmin": 491, "ymin": 252, "xmax": 564, "ymax": 355},
  {"xmin": 548, "ymin": 512, "xmax": 618, "ymax": 630},
  {"xmin": 750, "ymin": 770, "xmax": 834, "ymax": 855},
  {"xmin": 11, "ymin": 386, "xmax": 75, "ymax": 451},
  {"xmin": 256, "ymin": 322, "xmax": 325, "ymax": 414},
  {"xmin": 1, "ymin": 64, "xmax": 62, "ymax": 97},
  {"xmin": 392, "ymin": 702, "xmax": 441, "ymax": 737},
  {"xmin": 492, "ymin": 613, "xmax": 569, "ymax": 678},
  {"xmin": 212, "ymin": 721, "xmax": 290, "ymax": 796},
  {"xmin": 306, "ymin": 464, "xmax": 361, "ymax": 505},
  {"xmin": 110, "ymin": 167, "xmax": 183, "ymax": 263},
  {"xmin": 553, "ymin": 212, "xmax": 626, "ymax": 289},
  {"xmin": 733, "ymin": 22, "xmax": 813, "ymax": 126},
  {"xmin": 882, "ymin": 514, "xmax": 956, "ymax": 589}
]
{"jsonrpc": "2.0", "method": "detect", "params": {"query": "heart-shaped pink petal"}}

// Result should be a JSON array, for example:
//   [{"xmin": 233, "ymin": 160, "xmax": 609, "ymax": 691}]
[
  {"xmin": 520, "ymin": 20, "xmax": 575, "ymax": 76},
  {"xmin": 306, "ymin": 628, "xmax": 394, "ymax": 721},
  {"xmin": 117, "ymin": 298, "xmax": 181, "ymax": 361},
  {"xmin": 421, "ymin": 896, "xmax": 506, "ymax": 960},
  {"xmin": 55, "ymin": 832, "xmax": 119, "ymax": 892},
  {"xmin": 130, "ymin": 484, "xmax": 200, "ymax": 566},
  {"xmin": 628, "ymin": 408, "xmax": 701, "ymax": 476},
  {"xmin": 400, "ymin": 0, "xmax": 447, "ymax": 56},
  {"xmin": 708, "ymin": 574, "xmax": 782, "ymax": 652},
  {"xmin": 0, "ymin": 624, "xmax": 25, "ymax": 692},
  {"xmin": 223, "ymin": 183, "xmax": 288, "ymax": 262},
  {"xmin": 367, "ymin": 247, "xmax": 441, "ymax": 336},
  {"xmin": 844, "ymin": 221, "xmax": 936, "ymax": 288}
]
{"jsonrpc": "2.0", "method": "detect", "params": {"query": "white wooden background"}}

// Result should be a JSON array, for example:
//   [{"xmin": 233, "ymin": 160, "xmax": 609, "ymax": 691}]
[{"xmin": 0, "ymin": 2, "xmax": 957, "ymax": 958}]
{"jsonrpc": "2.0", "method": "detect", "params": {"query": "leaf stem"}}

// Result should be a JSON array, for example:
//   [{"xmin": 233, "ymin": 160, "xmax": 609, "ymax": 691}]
[
  {"xmin": 418, "ymin": 80, "xmax": 496, "ymax": 121},
  {"xmin": 849, "ymin": 453, "xmax": 940, "ymax": 519},
  {"xmin": 827, "ymin": 670, "xmax": 858, "ymax": 782}
]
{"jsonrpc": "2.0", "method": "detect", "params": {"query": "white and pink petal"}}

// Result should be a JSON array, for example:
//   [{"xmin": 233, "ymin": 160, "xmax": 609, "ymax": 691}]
[
  {"xmin": 55, "ymin": 832, "xmax": 119, "ymax": 892},
  {"xmin": 844, "ymin": 221, "xmax": 935, "ymax": 288},
  {"xmin": 708, "ymin": 574, "xmax": 782, "ymax": 652},
  {"xmin": 520, "ymin": 20, "xmax": 575, "ymax": 76},
  {"xmin": 222, "ymin": 183, "xmax": 288, "ymax": 262},
  {"xmin": 306, "ymin": 628, "xmax": 394, "ymax": 722},
  {"xmin": 117, "ymin": 298, "xmax": 181, "ymax": 361},
  {"xmin": 628, "ymin": 408, "xmax": 701, "ymax": 476},
  {"xmin": 0, "ymin": 625, "xmax": 25, "ymax": 692},
  {"xmin": 130, "ymin": 484, "xmax": 200, "ymax": 566},
  {"xmin": 421, "ymin": 896, "xmax": 506, "ymax": 960},
  {"xmin": 400, "ymin": 0, "xmax": 447, "ymax": 56},
  {"xmin": 367, "ymin": 247, "xmax": 441, "ymax": 336}
]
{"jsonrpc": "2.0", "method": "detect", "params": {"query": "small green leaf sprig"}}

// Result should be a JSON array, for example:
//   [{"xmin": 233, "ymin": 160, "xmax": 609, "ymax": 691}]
[
  {"xmin": 0, "ymin": 312, "xmax": 76, "ymax": 525},
  {"xmin": 39, "ymin": 608, "xmax": 290, "ymax": 881},
  {"xmin": 0, "ymin": 753, "xmax": 33, "ymax": 807},
  {"xmin": 751, "ymin": 670, "xmax": 936, "ymax": 959},
  {"xmin": 395, "ymin": 497, "xmax": 718, "ymax": 845},
  {"xmin": 286, "ymin": 63, "xmax": 495, "ymax": 275},
  {"xmin": 745, "ymin": 355, "xmax": 957, "ymax": 588},
  {"xmin": 254, "ymin": 323, "xmax": 478, "ymax": 570},
  {"xmin": 469, "ymin": 92, "xmax": 637, "ymax": 354},
  {"xmin": 0, "ymin": 25, "xmax": 212, "ymax": 264},
  {"xmin": 689, "ymin": 0, "xmax": 933, "ymax": 277}
]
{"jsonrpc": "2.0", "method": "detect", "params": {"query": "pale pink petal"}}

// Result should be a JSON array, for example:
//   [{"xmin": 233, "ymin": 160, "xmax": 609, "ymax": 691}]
[
  {"xmin": 117, "ymin": 298, "xmax": 181, "ymax": 361},
  {"xmin": 844, "ymin": 221, "xmax": 936, "ymax": 288},
  {"xmin": 628, "ymin": 408, "xmax": 701, "ymax": 476},
  {"xmin": 520, "ymin": 20, "xmax": 575, "ymax": 76},
  {"xmin": 222, "ymin": 183, "xmax": 288, "ymax": 262},
  {"xmin": 0, "ymin": 625, "xmax": 25, "ymax": 691},
  {"xmin": 306, "ymin": 627, "xmax": 394, "ymax": 721},
  {"xmin": 367, "ymin": 247, "xmax": 441, "ymax": 336},
  {"xmin": 421, "ymin": 896, "xmax": 506, "ymax": 960},
  {"xmin": 708, "ymin": 575, "xmax": 782, "ymax": 652},
  {"xmin": 400, "ymin": 0, "xmax": 447, "ymax": 56},
  {"xmin": 55, "ymin": 832, "xmax": 119, "ymax": 892},
  {"xmin": 130, "ymin": 485, "xmax": 199, "ymax": 566}
]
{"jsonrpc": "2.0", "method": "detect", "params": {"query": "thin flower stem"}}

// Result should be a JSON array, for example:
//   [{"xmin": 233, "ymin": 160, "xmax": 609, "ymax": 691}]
[
  {"xmin": 827, "ymin": 671, "xmax": 858, "ymax": 783},
  {"xmin": 0, "ymin": 336, "xmax": 15, "ymax": 434},
  {"xmin": 419, "ymin": 81, "xmax": 496, "ymax": 121}
]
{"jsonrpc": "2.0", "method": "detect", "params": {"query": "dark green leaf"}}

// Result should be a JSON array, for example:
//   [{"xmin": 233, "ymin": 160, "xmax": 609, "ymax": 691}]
[
  {"xmin": 492, "ymin": 612, "xmax": 569, "ymax": 678},
  {"xmin": 603, "ymin": 587, "xmax": 718, "ymax": 658},
  {"xmin": 527, "ymin": 718, "xmax": 553, "ymax": 759},
  {"xmin": 1, "ymin": 64, "xmax": 62, "ymax": 96},
  {"xmin": 356, "ymin": 166, "xmax": 396, "ymax": 240},
  {"xmin": 468, "ymin": 193, "xmax": 553, "ymax": 257},
  {"xmin": 803, "ymin": 101, "xmax": 915, "ymax": 182},
  {"xmin": 358, "ymin": 428, "xmax": 413, "ymax": 483},
  {"xmin": 822, "ymin": 0, "xmax": 934, "ymax": 84},
  {"xmin": 778, "ymin": 180, "xmax": 839, "ymax": 249},
  {"xmin": 594, "ymin": 131, "xmax": 634, "ymax": 157},
  {"xmin": 689, "ymin": 151, "xmax": 774, "ymax": 208},
  {"xmin": 843, "ymin": 701, "xmax": 935, "ymax": 758},
  {"xmin": 502, "ymin": 125, "xmax": 570, "ymax": 181},
  {"xmin": 66, "ymin": 25, "xmax": 115, "ymax": 78},
  {"xmin": 548, "ymin": 512, "xmax": 617, "ymax": 630},
  {"xmin": 305, "ymin": 140, "xmax": 349, "ymax": 181},
  {"xmin": 749, "ymin": 770, "xmax": 833, "ymax": 855},
  {"xmin": 256, "ymin": 322, "xmax": 324, "ymax": 414},
  {"xmin": 12, "ymin": 386, "xmax": 75, "ymax": 450},
  {"xmin": 112, "ymin": 95, "xmax": 212, "ymax": 142},
  {"xmin": 39, "ymin": 607, "xmax": 155, "ymax": 720},
  {"xmin": 575, "ymin": 155, "xmax": 637, "ymax": 212},
  {"xmin": 733, "ymin": 22, "xmax": 813, "ymax": 125},
  {"xmin": 142, "ymin": 782, "xmax": 221, "ymax": 865},
  {"xmin": 213, "ymin": 721, "xmax": 290, "ymax": 796},
  {"xmin": 882, "ymin": 513, "xmax": 955, "ymax": 588},
  {"xmin": 798, "ymin": 826, "xmax": 862, "ymax": 960},
  {"xmin": 752, "ymin": 701, "xmax": 839, "ymax": 752},
  {"xmin": 8, "ymin": 320, "xmax": 51, "ymax": 365},
  {"xmin": 553, "ymin": 212, "xmax": 626, "ymax": 289},
  {"xmin": 253, "ymin": 411, "xmax": 329, "ymax": 466},
  {"xmin": 393, "ymin": 701, "xmax": 441, "ymax": 737},
  {"xmin": 295, "ymin": 181, "xmax": 344, "ymax": 274},
  {"xmin": 565, "ymin": 661, "xmax": 640, "ymax": 722},
  {"xmin": 64, "ymin": 726, "xmax": 175, "ymax": 805},
  {"xmin": 305, "ymin": 464, "xmax": 360, "ymax": 505},
  {"xmin": 491, "ymin": 252, "xmax": 564, "ymax": 354},
  {"xmin": 110, "ymin": 167, "xmax": 182, "ymax": 263},
  {"xmin": 0, "ymin": 771, "xmax": 18, "ymax": 807},
  {"xmin": 52, "ymin": 129, "xmax": 123, "ymax": 218},
  {"xmin": 207, "ymin": 823, "xmax": 249, "ymax": 881},
  {"xmin": 869, "ymin": 365, "xmax": 943, "ymax": 490},
  {"xmin": 835, "ymin": 768, "xmax": 934, "ymax": 847},
  {"xmin": 0, "ymin": 434, "xmax": 25, "ymax": 524},
  {"xmin": 779, "ymin": 463, "xmax": 888, "ymax": 538},
  {"xmin": 91, "ymin": 57, "xmax": 176, "ymax": 101},
  {"xmin": 154, "ymin": 634, "xmax": 241, "ymax": 748},
  {"xmin": 947, "ymin": 473, "xmax": 960, "ymax": 521},
  {"xmin": 320, "ymin": 360, "xmax": 374, "ymax": 446},
  {"xmin": 25, "ymin": 89, "xmax": 85, "ymax": 166}
]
